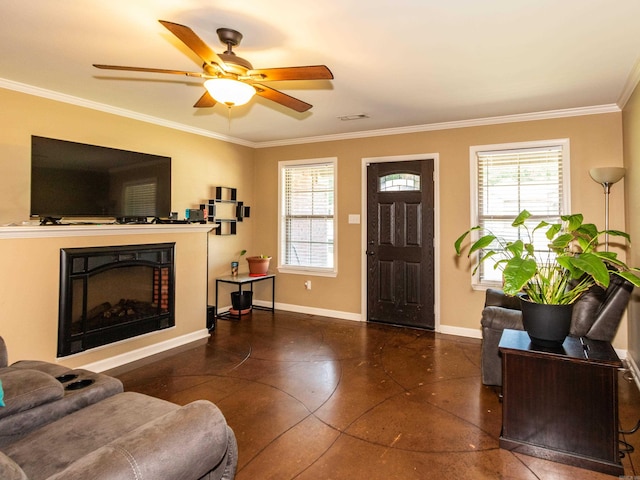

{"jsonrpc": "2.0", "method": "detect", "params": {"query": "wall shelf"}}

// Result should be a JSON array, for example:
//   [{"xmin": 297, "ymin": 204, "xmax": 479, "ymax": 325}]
[{"xmin": 201, "ymin": 186, "xmax": 250, "ymax": 236}]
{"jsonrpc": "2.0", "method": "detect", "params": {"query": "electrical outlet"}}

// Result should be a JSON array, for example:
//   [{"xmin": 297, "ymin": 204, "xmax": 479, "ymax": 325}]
[{"xmin": 304, "ymin": 280, "xmax": 311, "ymax": 290}]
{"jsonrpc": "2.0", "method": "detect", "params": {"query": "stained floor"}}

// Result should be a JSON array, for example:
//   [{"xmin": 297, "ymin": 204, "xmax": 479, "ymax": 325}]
[{"xmin": 114, "ymin": 310, "xmax": 640, "ymax": 479}]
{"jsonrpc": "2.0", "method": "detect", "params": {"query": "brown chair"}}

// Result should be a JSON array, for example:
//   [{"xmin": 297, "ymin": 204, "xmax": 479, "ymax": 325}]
[{"xmin": 480, "ymin": 274, "xmax": 634, "ymax": 386}]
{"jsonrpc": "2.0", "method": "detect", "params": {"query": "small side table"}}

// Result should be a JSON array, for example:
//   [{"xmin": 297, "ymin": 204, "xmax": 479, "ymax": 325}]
[
  {"xmin": 215, "ymin": 273, "xmax": 275, "ymax": 319},
  {"xmin": 499, "ymin": 329, "xmax": 623, "ymax": 476}
]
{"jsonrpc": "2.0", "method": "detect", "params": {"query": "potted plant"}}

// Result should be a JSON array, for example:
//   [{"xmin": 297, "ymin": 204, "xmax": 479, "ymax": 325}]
[
  {"xmin": 246, "ymin": 254, "xmax": 271, "ymax": 277},
  {"xmin": 454, "ymin": 210, "xmax": 640, "ymax": 345}
]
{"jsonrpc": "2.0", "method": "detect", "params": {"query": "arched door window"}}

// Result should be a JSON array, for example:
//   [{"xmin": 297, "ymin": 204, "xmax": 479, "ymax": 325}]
[{"xmin": 378, "ymin": 173, "xmax": 421, "ymax": 192}]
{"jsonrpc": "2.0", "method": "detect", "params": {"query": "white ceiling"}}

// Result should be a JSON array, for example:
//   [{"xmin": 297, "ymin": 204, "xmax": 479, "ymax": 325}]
[{"xmin": 2, "ymin": 0, "xmax": 640, "ymax": 146}]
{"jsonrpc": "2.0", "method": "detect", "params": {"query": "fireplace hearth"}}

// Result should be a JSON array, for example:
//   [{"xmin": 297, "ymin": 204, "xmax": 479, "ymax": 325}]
[{"xmin": 58, "ymin": 243, "xmax": 175, "ymax": 357}]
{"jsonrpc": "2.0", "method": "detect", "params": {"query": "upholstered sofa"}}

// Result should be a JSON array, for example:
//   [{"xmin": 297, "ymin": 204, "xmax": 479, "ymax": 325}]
[
  {"xmin": 480, "ymin": 274, "xmax": 634, "ymax": 386},
  {"xmin": 0, "ymin": 337, "xmax": 237, "ymax": 480},
  {"xmin": 0, "ymin": 336, "xmax": 125, "ymax": 447}
]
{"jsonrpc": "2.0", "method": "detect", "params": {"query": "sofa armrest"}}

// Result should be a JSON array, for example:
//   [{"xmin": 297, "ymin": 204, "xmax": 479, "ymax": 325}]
[
  {"xmin": 484, "ymin": 288, "xmax": 522, "ymax": 310},
  {"xmin": 48, "ymin": 400, "xmax": 235, "ymax": 480},
  {"xmin": 0, "ymin": 369, "xmax": 64, "ymax": 420},
  {"xmin": 480, "ymin": 305, "xmax": 524, "ymax": 331}
]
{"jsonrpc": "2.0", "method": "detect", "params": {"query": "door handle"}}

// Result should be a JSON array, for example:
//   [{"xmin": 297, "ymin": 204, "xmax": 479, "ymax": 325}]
[{"xmin": 366, "ymin": 250, "xmax": 375, "ymax": 256}]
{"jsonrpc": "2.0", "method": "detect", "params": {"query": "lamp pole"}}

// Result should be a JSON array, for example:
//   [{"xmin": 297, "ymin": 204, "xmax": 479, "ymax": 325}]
[{"xmin": 589, "ymin": 167, "xmax": 626, "ymax": 252}]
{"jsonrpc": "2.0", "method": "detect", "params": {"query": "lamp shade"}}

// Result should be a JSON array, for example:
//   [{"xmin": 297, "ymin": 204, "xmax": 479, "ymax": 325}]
[
  {"xmin": 589, "ymin": 167, "xmax": 626, "ymax": 184},
  {"xmin": 204, "ymin": 78, "xmax": 256, "ymax": 107}
]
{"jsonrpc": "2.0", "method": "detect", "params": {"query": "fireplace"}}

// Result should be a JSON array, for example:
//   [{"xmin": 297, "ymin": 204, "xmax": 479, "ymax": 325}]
[{"xmin": 58, "ymin": 243, "xmax": 175, "ymax": 357}]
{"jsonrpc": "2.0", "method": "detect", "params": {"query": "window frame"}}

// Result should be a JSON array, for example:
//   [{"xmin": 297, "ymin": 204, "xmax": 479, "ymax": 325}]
[
  {"xmin": 469, "ymin": 139, "xmax": 571, "ymax": 289},
  {"xmin": 278, "ymin": 157, "xmax": 338, "ymax": 277}
]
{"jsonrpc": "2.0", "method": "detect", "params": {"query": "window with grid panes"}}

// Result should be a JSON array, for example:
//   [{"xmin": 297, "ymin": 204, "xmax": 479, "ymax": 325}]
[
  {"xmin": 470, "ymin": 140, "xmax": 570, "ymax": 287},
  {"xmin": 279, "ymin": 158, "xmax": 337, "ymax": 275}
]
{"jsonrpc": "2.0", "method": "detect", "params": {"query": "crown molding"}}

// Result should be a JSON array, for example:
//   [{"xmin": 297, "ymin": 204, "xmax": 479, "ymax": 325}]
[
  {"xmin": 0, "ymin": 78, "xmax": 255, "ymax": 148},
  {"xmin": 254, "ymin": 104, "xmax": 621, "ymax": 148},
  {"xmin": 1, "ymin": 77, "xmax": 622, "ymax": 150},
  {"xmin": 617, "ymin": 56, "xmax": 640, "ymax": 109}
]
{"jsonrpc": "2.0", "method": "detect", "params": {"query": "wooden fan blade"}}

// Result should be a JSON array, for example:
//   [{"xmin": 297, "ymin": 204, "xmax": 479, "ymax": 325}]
[
  {"xmin": 253, "ymin": 84, "xmax": 312, "ymax": 112},
  {"xmin": 193, "ymin": 91, "xmax": 217, "ymax": 108},
  {"xmin": 159, "ymin": 20, "xmax": 227, "ymax": 71},
  {"xmin": 93, "ymin": 64, "xmax": 205, "ymax": 77},
  {"xmin": 247, "ymin": 65, "xmax": 333, "ymax": 82}
]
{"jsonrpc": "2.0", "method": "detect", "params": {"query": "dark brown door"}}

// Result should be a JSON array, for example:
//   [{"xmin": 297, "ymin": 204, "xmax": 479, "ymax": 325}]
[{"xmin": 366, "ymin": 160, "xmax": 434, "ymax": 329}]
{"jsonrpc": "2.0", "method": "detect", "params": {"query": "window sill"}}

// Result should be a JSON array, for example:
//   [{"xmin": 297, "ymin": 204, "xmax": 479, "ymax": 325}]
[{"xmin": 277, "ymin": 267, "xmax": 337, "ymax": 278}]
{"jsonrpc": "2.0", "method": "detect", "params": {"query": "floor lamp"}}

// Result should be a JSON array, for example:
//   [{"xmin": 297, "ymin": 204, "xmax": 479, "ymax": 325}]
[{"xmin": 589, "ymin": 167, "xmax": 626, "ymax": 251}]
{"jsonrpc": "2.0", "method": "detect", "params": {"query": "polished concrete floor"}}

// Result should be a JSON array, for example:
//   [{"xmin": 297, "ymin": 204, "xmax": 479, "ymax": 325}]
[{"xmin": 116, "ymin": 310, "xmax": 640, "ymax": 479}]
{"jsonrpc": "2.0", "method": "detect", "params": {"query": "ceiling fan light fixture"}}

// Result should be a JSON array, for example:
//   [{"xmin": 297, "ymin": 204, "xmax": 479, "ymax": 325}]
[{"xmin": 204, "ymin": 78, "xmax": 256, "ymax": 107}]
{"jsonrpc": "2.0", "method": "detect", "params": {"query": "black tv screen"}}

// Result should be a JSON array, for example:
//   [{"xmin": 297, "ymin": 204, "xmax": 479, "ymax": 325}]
[{"xmin": 30, "ymin": 136, "xmax": 171, "ymax": 219}]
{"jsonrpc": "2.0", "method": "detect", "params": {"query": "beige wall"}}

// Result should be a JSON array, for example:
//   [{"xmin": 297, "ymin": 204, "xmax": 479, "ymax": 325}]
[
  {"xmin": 0, "ymin": 85, "xmax": 632, "ymax": 364},
  {"xmin": 0, "ymin": 87, "xmax": 255, "ymax": 364},
  {"xmin": 623, "ymin": 84, "xmax": 640, "ymax": 365},
  {"xmin": 255, "ymin": 113, "xmax": 629, "ymax": 348}
]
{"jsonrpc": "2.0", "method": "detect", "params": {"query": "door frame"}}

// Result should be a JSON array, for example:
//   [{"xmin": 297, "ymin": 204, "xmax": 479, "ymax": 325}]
[{"xmin": 360, "ymin": 153, "xmax": 441, "ymax": 331}]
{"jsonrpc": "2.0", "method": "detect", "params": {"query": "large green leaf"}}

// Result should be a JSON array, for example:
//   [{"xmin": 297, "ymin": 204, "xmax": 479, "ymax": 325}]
[
  {"xmin": 468, "ymin": 235, "xmax": 496, "ymax": 256},
  {"xmin": 606, "ymin": 229, "xmax": 631, "ymax": 242},
  {"xmin": 505, "ymin": 239, "xmax": 524, "ymax": 258},
  {"xmin": 545, "ymin": 223, "xmax": 561, "ymax": 240},
  {"xmin": 616, "ymin": 270, "xmax": 640, "ymax": 288},
  {"xmin": 512, "ymin": 210, "xmax": 531, "ymax": 227},
  {"xmin": 549, "ymin": 233, "xmax": 573, "ymax": 251},
  {"xmin": 562, "ymin": 213, "xmax": 583, "ymax": 232},
  {"xmin": 454, "ymin": 227, "xmax": 480, "ymax": 255},
  {"xmin": 567, "ymin": 252, "xmax": 610, "ymax": 287},
  {"xmin": 503, "ymin": 257, "xmax": 537, "ymax": 296}
]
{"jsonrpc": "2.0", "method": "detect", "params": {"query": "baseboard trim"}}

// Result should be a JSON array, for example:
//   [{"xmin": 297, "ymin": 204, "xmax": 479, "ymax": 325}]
[
  {"xmin": 439, "ymin": 325, "xmax": 482, "ymax": 339},
  {"xmin": 255, "ymin": 300, "xmax": 363, "ymax": 322},
  {"xmin": 77, "ymin": 329, "xmax": 211, "ymax": 373}
]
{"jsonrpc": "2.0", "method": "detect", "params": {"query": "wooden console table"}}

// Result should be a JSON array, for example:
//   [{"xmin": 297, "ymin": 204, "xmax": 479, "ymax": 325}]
[
  {"xmin": 214, "ymin": 273, "xmax": 275, "ymax": 319},
  {"xmin": 499, "ymin": 329, "xmax": 623, "ymax": 476}
]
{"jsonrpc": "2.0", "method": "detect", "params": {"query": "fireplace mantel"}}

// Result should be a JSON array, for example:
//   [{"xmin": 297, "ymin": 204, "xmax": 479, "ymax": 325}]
[
  {"xmin": 1, "ymin": 222, "xmax": 214, "ymax": 371},
  {"xmin": 0, "ymin": 223, "xmax": 214, "ymax": 239}
]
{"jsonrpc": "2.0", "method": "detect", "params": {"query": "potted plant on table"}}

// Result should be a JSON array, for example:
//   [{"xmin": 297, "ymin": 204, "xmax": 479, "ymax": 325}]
[
  {"xmin": 454, "ymin": 210, "xmax": 640, "ymax": 346},
  {"xmin": 246, "ymin": 254, "xmax": 271, "ymax": 277}
]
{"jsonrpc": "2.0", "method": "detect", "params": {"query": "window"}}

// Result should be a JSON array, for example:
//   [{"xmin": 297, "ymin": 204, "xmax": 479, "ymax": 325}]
[
  {"xmin": 279, "ymin": 158, "xmax": 337, "ymax": 276},
  {"xmin": 379, "ymin": 173, "xmax": 421, "ymax": 192},
  {"xmin": 470, "ymin": 140, "xmax": 570, "ymax": 287}
]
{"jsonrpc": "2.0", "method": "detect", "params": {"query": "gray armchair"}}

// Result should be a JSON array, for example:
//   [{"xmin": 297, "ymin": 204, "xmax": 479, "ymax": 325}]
[
  {"xmin": 481, "ymin": 274, "xmax": 634, "ymax": 386},
  {"xmin": 0, "ymin": 336, "xmax": 237, "ymax": 479}
]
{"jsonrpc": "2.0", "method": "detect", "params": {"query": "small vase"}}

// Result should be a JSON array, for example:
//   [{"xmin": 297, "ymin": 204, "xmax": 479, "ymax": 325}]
[
  {"xmin": 231, "ymin": 261, "xmax": 239, "ymax": 276},
  {"xmin": 520, "ymin": 299, "xmax": 573, "ymax": 348}
]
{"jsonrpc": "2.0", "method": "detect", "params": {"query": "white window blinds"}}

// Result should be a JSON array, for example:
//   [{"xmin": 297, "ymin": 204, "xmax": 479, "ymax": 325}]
[
  {"xmin": 473, "ymin": 142, "xmax": 568, "ymax": 284},
  {"xmin": 281, "ymin": 160, "xmax": 336, "ymax": 272}
]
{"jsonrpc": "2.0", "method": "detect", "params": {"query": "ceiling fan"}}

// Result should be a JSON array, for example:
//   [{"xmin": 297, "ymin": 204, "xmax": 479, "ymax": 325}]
[{"xmin": 94, "ymin": 20, "xmax": 333, "ymax": 112}]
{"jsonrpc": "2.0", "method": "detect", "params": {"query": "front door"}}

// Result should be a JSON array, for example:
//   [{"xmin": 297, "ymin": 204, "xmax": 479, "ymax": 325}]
[{"xmin": 366, "ymin": 160, "xmax": 434, "ymax": 329}]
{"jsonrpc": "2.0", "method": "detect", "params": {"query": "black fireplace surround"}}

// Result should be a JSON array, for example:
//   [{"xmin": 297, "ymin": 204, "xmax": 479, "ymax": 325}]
[{"xmin": 58, "ymin": 243, "xmax": 175, "ymax": 357}]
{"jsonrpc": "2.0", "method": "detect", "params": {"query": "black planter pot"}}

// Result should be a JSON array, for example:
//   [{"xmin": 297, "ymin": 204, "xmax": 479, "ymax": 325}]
[
  {"xmin": 231, "ymin": 291, "xmax": 253, "ymax": 311},
  {"xmin": 520, "ymin": 299, "xmax": 573, "ymax": 347}
]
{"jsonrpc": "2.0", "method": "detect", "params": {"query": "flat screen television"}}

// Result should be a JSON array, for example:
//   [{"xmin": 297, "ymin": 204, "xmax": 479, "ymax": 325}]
[{"xmin": 30, "ymin": 136, "xmax": 171, "ymax": 221}]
